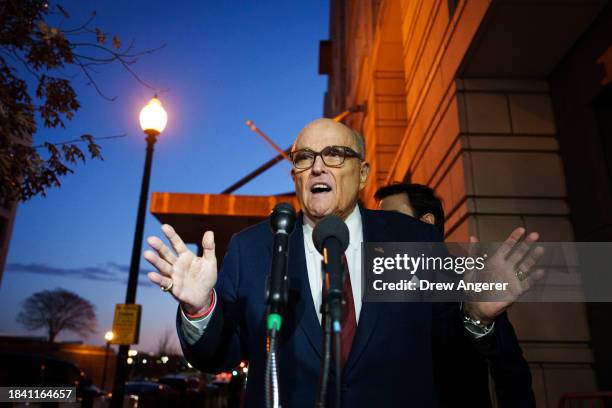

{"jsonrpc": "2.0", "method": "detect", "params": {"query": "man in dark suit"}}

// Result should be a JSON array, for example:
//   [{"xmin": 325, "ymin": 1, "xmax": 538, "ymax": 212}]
[
  {"xmin": 375, "ymin": 182, "xmax": 536, "ymax": 407},
  {"xmin": 144, "ymin": 118, "xmax": 540, "ymax": 407}
]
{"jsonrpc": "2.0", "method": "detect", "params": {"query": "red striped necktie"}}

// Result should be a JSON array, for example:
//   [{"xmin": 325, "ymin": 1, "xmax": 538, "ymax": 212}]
[
  {"xmin": 340, "ymin": 254, "xmax": 357, "ymax": 368},
  {"xmin": 321, "ymin": 254, "xmax": 357, "ymax": 368}
]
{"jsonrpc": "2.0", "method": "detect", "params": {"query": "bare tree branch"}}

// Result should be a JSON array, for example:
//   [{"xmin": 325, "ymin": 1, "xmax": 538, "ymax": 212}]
[
  {"xmin": 30, "ymin": 133, "xmax": 126, "ymax": 149},
  {"xmin": 0, "ymin": 0, "xmax": 164, "ymax": 201}
]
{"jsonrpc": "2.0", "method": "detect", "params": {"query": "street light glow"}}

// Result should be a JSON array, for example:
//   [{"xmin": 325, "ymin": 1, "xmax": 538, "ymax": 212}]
[
  {"xmin": 104, "ymin": 331, "xmax": 114, "ymax": 342},
  {"xmin": 139, "ymin": 97, "xmax": 168, "ymax": 136}
]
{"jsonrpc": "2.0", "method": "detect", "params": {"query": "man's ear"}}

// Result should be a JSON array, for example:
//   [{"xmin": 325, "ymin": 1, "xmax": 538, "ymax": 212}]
[
  {"xmin": 359, "ymin": 161, "xmax": 370, "ymax": 189},
  {"xmin": 290, "ymin": 167, "xmax": 296, "ymax": 182},
  {"xmin": 420, "ymin": 213, "xmax": 435, "ymax": 226}
]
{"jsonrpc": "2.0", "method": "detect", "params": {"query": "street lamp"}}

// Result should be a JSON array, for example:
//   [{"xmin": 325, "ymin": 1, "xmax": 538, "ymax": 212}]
[
  {"xmin": 139, "ymin": 97, "xmax": 168, "ymax": 136},
  {"xmin": 111, "ymin": 96, "xmax": 168, "ymax": 408},
  {"xmin": 101, "ymin": 331, "xmax": 114, "ymax": 390}
]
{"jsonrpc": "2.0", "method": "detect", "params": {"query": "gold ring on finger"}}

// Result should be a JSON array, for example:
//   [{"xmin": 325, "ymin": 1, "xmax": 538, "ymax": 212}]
[
  {"xmin": 161, "ymin": 279, "xmax": 174, "ymax": 292},
  {"xmin": 516, "ymin": 269, "xmax": 528, "ymax": 282}
]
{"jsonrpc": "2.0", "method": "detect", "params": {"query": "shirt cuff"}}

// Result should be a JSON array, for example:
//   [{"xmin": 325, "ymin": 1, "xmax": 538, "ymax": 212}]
[{"xmin": 179, "ymin": 290, "xmax": 217, "ymax": 343}]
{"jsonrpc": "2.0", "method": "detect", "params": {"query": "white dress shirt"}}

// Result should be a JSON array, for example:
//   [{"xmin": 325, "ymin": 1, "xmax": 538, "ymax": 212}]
[{"xmin": 302, "ymin": 205, "xmax": 363, "ymax": 324}]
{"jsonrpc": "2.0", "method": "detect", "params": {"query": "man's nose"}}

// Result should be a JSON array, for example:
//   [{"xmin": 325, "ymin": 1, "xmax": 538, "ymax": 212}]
[{"xmin": 311, "ymin": 155, "xmax": 326, "ymax": 174}]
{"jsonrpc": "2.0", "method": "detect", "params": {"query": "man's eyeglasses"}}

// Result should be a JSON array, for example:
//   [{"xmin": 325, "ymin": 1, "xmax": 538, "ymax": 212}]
[{"xmin": 290, "ymin": 145, "xmax": 363, "ymax": 170}]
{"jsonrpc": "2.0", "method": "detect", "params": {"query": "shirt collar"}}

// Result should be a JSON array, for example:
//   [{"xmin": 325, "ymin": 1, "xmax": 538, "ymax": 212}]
[{"xmin": 303, "ymin": 205, "xmax": 362, "ymax": 253}]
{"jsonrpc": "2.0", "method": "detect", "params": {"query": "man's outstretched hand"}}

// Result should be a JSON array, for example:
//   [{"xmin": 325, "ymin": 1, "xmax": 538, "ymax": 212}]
[
  {"xmin": 464, "ymin": 227, "xmax": 545, "ymax": 326},
  {"xmin": 145, "ymin": 224, "xmax": 217, "ymax": 315}
]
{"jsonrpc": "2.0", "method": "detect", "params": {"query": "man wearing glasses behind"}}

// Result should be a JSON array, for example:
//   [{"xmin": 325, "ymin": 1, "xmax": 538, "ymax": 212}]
[{"xmin": 144, "ymin": 118, "xmax": 539, "ymax": 407}]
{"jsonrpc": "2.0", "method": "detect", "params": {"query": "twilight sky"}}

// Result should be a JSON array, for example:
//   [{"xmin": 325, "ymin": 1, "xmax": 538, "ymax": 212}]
[{"xmin": 0, "ymin": 0, "xmax": 329, "ymax": 353}]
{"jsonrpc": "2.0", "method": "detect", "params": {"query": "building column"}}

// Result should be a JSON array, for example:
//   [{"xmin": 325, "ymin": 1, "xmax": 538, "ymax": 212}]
[{"xmin": 455, "ymin": 78, "xmax": 596, "ymax": 407}]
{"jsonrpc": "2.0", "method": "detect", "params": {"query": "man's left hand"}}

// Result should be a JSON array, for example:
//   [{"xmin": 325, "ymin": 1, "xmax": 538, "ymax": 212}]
[{"xmin": 463, "ymin": 227, "xmax": 545, "ymax": 326}]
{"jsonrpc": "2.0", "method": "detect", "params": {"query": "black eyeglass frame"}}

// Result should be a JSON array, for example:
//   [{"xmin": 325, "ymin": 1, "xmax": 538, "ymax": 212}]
[{"xmin": 290, "ymin": 145, "xmax": 363, "ymax": 170}]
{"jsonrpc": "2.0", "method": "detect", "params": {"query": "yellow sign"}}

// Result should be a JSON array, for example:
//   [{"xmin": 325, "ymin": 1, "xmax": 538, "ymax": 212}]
[{"xmin": 111, "ymin": 304, "xmax": 142, "ymax": 345}]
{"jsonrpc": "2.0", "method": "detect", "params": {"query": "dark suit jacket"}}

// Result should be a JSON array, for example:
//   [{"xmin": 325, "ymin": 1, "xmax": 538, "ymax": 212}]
[{"xmin": 177, "ymin": 206, "xmax": 535, "ymax": 407}]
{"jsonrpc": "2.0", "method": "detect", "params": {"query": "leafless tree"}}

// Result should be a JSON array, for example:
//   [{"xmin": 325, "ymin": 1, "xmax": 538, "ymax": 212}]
[
  {"xmin": 17, "ymin": 288, "xmax": 97, "ymax": 342},
  {"xmin": 155, "ymin": 327, "xmax": 180, "ymax": 356}
]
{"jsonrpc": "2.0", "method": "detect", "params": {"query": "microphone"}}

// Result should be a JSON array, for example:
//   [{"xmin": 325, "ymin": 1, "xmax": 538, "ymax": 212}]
[
  {"xmin": 312, "ymin": 215, "xmax": 350, "ymax": 328},
  {"xmin": 266, "ymin": 202, "xmax": 296, "ymax": 331}
]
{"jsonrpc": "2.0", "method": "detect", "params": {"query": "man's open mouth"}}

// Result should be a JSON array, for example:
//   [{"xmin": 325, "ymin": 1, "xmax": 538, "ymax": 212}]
[{"xmin": 311, "ymin": 183, "xmax": 332, "ymax": 194}]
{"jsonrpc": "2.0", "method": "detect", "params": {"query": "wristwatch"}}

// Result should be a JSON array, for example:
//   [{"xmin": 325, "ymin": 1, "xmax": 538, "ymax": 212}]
[{"xmin": 461, "ymin": 304, "xmax": 495, "ymax": 338}]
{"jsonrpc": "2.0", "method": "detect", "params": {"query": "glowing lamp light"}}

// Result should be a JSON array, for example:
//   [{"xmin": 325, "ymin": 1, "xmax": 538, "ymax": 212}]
[
  {"xmin": 127, "ymin": 357, "xmax": 133, "ymax": 365},
  {"xmin": 139, "ymin": 97, "xmax": 168, "ymax": 136},
  {"xmin": 161, "ymin": 356, "xmax": 169, "ymax": 364},
  {"xmin": 104, "ymin": 331, "xmax": 114, "ymax": 342}
]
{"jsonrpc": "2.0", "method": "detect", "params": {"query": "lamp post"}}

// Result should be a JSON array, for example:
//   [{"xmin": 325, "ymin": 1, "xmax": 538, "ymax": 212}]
[
  {"xmin": 111, "ymin": 96, "xmax": 168, "ymax": 408},
  {"xmin": 101, "ymin": 331, "xmax": 114, "ymax": 390}
]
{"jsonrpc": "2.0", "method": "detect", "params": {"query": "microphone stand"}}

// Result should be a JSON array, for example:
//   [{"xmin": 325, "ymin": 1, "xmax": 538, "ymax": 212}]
[
  {"xmin": 312, "ymin": 215, "xmax": 350, "ymax": 408},
  {"xmin": 316, "ymin": 283, "xmax": 333, "ymax": 408},
  {"xmin": 265, "ymin": 203, "xmax": 295, "ymax": 408},
  {"xmin": 316, "ymin": 258, "xmax": 343, "ymax": 408},
  {"xmin": 265, "ymin": 320, "xmax": 281, "ymax": 408},
  {"xmin": 265, "ymin": 260, "xmax": 288, "ymax": 408}
]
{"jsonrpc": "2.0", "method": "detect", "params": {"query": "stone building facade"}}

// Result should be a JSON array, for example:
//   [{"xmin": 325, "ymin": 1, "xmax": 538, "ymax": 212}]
[{"xmin": 319, "ymin": 0, "xmax": 612, "ymax": 405}]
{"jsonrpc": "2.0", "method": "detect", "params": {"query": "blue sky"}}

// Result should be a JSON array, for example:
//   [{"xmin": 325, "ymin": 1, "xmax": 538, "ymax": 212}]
[{"xmin": 1, "ymin": 0, "xmax": 329, "ymax": 353}]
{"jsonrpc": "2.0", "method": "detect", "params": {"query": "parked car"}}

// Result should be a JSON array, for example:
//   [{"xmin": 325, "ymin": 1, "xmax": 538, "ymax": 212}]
[
  {"xmin": 124, "ymin": 380, "xmax": 179, "ymax": 408},
  {"xmin": 158, "ymin": 374, "xmax": 206, "ymax": 407},
  {"xmin": 0, "ymin": 351, "xmax": 107, "ymax": 407}
]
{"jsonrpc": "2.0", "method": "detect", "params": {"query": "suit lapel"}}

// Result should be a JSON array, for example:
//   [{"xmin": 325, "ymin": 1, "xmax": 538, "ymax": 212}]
[
  {"xmin": 287, "ymin": 212, "xmax": 323, "ymax": 357},
  {"xmin": 344, "ymin": 206, "xmax": 385, "ymax": 374}
]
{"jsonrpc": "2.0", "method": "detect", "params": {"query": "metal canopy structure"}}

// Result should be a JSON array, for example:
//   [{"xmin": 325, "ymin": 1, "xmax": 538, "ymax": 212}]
[{"xmin": 150, "ymin": 192, "xmax": 300, "ymax": 258}]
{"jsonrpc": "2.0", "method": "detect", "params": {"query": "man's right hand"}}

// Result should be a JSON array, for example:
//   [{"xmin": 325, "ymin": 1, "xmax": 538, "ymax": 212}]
[{"xmin": 144, "ymin": 224, "xmax": 217, "ymax": 315}]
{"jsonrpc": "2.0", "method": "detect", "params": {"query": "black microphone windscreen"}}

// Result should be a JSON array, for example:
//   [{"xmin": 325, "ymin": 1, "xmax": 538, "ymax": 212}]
[
  {"xmin": 312, "ymin": 215, "xmax": 350, "ymax": 255},
  {"xmin": 270, "ymin": 202, "xmax": 296, "ymax": 234}
]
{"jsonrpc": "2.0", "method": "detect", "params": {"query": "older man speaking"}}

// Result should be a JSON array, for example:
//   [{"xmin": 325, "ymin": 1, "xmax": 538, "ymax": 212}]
[{"xmin": 144, "ymin": 118, "xmax": 537, "ymax": 407}]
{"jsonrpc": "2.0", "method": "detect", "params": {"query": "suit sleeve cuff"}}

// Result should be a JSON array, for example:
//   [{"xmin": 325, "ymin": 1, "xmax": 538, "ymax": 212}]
[{"xmin": 179, "ymin": 290, "xmax": 217, "ymax": 343}]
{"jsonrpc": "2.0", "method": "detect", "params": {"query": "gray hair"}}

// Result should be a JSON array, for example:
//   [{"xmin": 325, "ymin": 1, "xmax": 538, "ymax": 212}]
[{"xmin": 351, "ymin": 129, "xmax": 366, "ymax": 159}]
